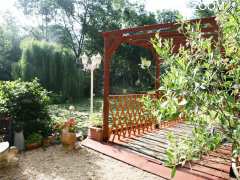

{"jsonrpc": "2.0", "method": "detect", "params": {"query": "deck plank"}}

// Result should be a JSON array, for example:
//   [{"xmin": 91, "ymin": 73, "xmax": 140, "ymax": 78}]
[{"xmin": 102, "ymin": 122, "xmax": 232, "ymax": 180}]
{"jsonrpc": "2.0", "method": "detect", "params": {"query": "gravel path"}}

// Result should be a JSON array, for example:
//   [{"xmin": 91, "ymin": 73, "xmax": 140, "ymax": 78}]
[{"xmin": 0, "ymin": 145, "xmax": 163, "ymax": 180}]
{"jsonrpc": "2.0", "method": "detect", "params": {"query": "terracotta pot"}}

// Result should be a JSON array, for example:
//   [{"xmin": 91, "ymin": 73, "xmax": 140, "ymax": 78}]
[
  {"xmin": 26, "ymin": 143, "xmax": 41, "ymax": 150},
  {"xmin": 88, "ymin": 126, "xmax": 103, "ymax": 142},
  {"xmin": 43, "ymin": 138, "xmax": 51, "ymax": 147},
  {"xmin": 48, "ymin": 136, "xmax": 55, "ymax": 145},
  {"xmin": 61, "ymin": 130, "xmax": 77, "ymax": 150}
]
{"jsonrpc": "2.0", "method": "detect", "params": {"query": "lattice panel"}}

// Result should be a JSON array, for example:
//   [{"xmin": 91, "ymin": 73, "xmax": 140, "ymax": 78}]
[{"xmin": 109, "ymin": 94, "xmax": 158, "ymax": 139}]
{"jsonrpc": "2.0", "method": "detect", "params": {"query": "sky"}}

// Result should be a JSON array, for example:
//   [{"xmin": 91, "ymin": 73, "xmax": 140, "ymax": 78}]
[
  {"xmin": 134, "ymin": 0, "xmax": 195, "ymax": 18},
  {"xmin": 0, "ymin": 0, "xmax": 215, "ymax": 24}
]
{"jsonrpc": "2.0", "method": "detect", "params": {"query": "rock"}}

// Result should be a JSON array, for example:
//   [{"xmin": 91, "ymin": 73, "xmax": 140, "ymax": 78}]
[
  {"xmin": 0, "ymin": 142, "xmax": 19, "ymax": 168},
  {"xmin": 7, "ymin": 147, "xmax": 18, "ymax": 162},
  {"xmin": 75, "ymin": 142, "xmax": 82, "ymax": 150}
]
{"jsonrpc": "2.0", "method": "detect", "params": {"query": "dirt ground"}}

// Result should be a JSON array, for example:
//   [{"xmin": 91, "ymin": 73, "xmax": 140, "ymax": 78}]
[{"xmin": 0, "ymin": 145, "xmax": 163, "ymax": 180}]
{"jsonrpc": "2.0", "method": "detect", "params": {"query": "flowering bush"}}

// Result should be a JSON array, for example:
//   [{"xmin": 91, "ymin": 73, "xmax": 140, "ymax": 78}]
[
  {"xmin": 53, "ymin": 118, "xmax": 78, "ymax": 134},
  {"xmin": 64, "ymin": 118, "xmax": 77, "ymax": 133}
]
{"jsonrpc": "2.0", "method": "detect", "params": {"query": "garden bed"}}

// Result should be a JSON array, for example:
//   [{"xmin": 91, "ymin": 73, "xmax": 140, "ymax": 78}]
[{"xmin": 48, "ymin": 98, "xmax": 103, "ymax": 137}]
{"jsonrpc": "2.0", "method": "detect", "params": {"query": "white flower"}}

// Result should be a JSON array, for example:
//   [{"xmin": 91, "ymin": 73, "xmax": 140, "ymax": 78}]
[
  {"xmin": 69, "ymin": 105, "xmax": 75, "ymax": 111},
  {"xmin": 178, "ymin": 98, "xmax": 187, "ymax": 106},
  {"xmin": 140, "ymin": 57, "xmax": 151, "ymax": 69},
  {"xmin": 161, "ymin": 101, "xmax": 168, "ymax": 108}
]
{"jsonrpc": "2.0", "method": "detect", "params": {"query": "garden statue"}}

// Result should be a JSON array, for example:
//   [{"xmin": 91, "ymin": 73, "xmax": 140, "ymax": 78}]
[
  {"xmin": 14, "ymin": 123, "xmax": 25, "ymax": 151},
  {"xmin": 0, "ymin": 142, "xmax": 19, "ymax": 168}
]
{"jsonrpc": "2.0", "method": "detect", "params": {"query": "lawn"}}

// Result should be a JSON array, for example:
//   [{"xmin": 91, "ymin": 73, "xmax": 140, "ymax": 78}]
[{"xmin": 48, "ymin": 97, "xmax": 103, "ymax": 137}]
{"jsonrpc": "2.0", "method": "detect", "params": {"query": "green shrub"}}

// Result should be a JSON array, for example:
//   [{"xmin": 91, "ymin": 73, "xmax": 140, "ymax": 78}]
[
  {"xmin": 25, "ymin": 133, "xmax": 43, "ymax": 145},
  {"xmin": 48, "ymin": 92, "xmax": 66, "ymax": 104},
  {"xmin": 0, "ymin": 79, "xmax": 51, "ymax": 137},
  {"xmin": 89, "ymin": 113, "xmax": 102, "ymax": 127}
]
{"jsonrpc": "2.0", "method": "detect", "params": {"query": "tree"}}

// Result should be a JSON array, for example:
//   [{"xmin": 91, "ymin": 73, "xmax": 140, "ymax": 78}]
[
  {"xmin": 0, "ymin": 14, "xmax": 21, "ymax": 80},
  {"xmin": 0, "ymin": 26, "xmax": 12, "ymax": 80},
  {"xmin": 14, "ymin": 39, "xmax": 88, "ymax": 100},
  {"xmin": 17, "ymin": 0, "xmax": 58, "ymax": 41},
  {"xmin": 156, "ymin": 10, "xmax": 182, "ymax": 23},
  {"xmin": 188, "ymin": 0, "xmax": 215, "ymax": 18},
  {"xmin": 16, "ymin": 0, "xmax": 163, "ymax": 94}
]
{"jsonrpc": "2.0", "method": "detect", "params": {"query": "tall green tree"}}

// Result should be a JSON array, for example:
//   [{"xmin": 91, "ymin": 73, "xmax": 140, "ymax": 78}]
[
  {"xmin": 18, "ymin": 0, "xmax": 58, "ymax": 41},
  {"xmin": 14, "ymin": 39, "xmax": 88, "ymax": 100},
  {"xmin": 0, "ymin": 14, "xmax": 21, "ymax": 80}
]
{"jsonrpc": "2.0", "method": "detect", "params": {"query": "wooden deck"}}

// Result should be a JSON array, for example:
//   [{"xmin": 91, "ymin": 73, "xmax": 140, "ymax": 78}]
[{"xmin": 83, "ymin": 123, "xmax": 231, "ymax": 180}]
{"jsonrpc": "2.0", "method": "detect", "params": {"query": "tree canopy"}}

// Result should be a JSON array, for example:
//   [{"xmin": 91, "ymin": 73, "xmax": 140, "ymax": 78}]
[{"xmin": 0, "ymin": 0, "xmax": 187, "ymax": 100}]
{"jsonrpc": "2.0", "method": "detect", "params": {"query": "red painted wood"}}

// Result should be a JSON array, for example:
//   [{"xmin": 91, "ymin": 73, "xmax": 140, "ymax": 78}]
[
  {"xmin": 102, "ymin": 17, "xmax": 216, "ymax": 36},
  {"xmin": 82, "ymin": 138, "xmax": 210, "ymax": 180},
  {"xmin": 179, "ymin": 167, "xmax": 227, "ymax": 180},
  {"xmin": 183, "ymin": 163, "xmax": 229, "ymax": 179},
  {"xmin": 193, "ymin": 160, "xmax": 230, "ymax": 173},
  {"xmin": 103, "ymin": 36, "xmax": 111, "ymax": 141}
]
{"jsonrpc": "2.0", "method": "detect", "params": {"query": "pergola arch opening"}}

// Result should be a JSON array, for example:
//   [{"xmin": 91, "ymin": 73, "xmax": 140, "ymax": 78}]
[
  {"xmin": 102, "ymin": 17, "xmax": 218, "ymax": 141},
  {"xmin": 109, "ymin": 43, "xmax": 156, "ymax": 95}
]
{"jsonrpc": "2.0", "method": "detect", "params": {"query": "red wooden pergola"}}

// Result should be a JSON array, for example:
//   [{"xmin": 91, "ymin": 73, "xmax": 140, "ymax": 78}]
[{"xmin": 102, "ymin": 17, "xmax": 218, "ymax": 141}]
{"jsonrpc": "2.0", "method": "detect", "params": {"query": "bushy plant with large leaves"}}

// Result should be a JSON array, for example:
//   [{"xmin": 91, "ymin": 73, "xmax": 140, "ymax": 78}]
[
  {"xmin": 0, "ymin": 79, "xmax": 50, "ymax": 138},
  {"xmin": 142, "ymin": 1, "xmax": 240, "ymax": 178}
]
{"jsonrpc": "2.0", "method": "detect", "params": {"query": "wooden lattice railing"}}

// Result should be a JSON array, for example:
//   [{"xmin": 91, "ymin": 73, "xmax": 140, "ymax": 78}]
[{"xmin": 108, "ymin": 93, "xmax": 158, "ymax": 139}]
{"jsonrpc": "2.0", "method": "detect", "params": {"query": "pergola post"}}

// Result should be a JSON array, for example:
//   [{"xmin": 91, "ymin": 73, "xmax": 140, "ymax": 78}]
[
  {"xmin": 103, "ymin": 36, "xmax": 111, "ymax": 142},
  {"xmin": 102, "ymin": 33, "xmax": 120, "ymax": 142}
]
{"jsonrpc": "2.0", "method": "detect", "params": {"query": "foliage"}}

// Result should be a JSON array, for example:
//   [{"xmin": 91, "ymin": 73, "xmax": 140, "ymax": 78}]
[
  {"xmin": 14, "ymin": 39, "xmax": 88, "ymax": 100},
  {"xmin": 156, "ymin": 10, "xmax": 182, "ymax": 23},
  {"xmin": 0, "ymin": 79, "xmax": 50, "ymax": 137},
  {"xmin": 188, "ymin": 0, "xmax": 215, "ymax": 18},
  {"xmin": 49, "ymin": 98, "xmax": 103, "ymax": 136},
  {"xmin": 16, "ymin": 0, "xmax": 178, "ymax": 95},
  {"xmin": 17, "ymin": 0, "xmax": 58, "ymax": 41},
  {"xmin": 25, "ymin": 132, "xmax": 43, "ymax": 145},
  {"xmin": 63, "ymin": 118, "xmax": 78, "ymax": 133},
  {"xmin": 17, "ymin": 0, "xmax": 157, "ymax": 59},
  {"xmin": 142, "ymin": 1, "xmax": 240, "ymax": 177},
  {"xmin": 0, "ymin": 26, "xmax": 12, "ymax": 80},
  {"xmin": 0, "ymin": 16, "xmax": 21, "ymax": 81},
  {"xmin": 165, "ymin": 121, "xmax": 222, "ymax": 177},
  {"xmin": 89, "ymin": 113, "xmax": 102, "ymax": 128}
]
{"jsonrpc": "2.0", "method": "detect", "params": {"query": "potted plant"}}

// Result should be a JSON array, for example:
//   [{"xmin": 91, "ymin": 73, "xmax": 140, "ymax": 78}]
[
  {"xmin": 25, "ymin": 133, "xmax": 43, "ymax": 150},
  {"xmin": 42, "ymin": 135, "xmax": 54, "ymax": 147},
  {"xmin": 60, "ymin": 118, "xmax": 77, "ymax": 150},
  {"xmin": 88, "ymin": 113, "xmax": 103, "ymax": 142}
]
